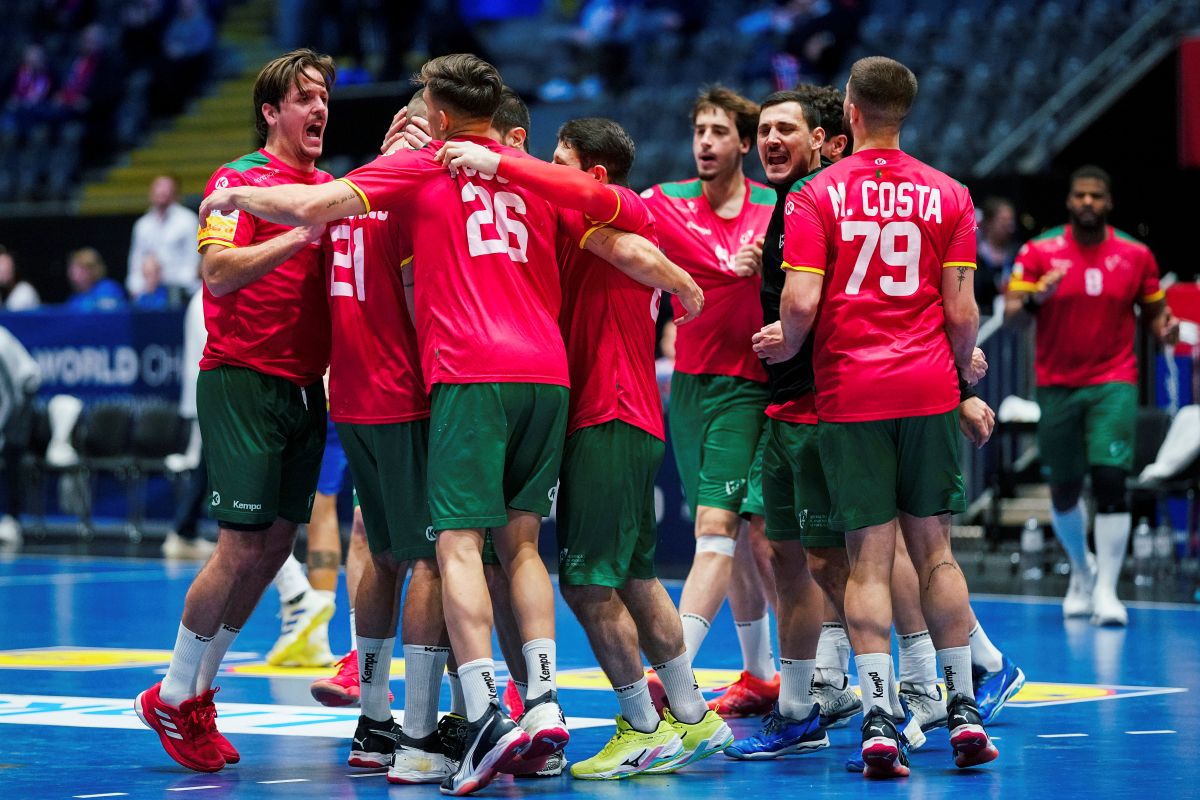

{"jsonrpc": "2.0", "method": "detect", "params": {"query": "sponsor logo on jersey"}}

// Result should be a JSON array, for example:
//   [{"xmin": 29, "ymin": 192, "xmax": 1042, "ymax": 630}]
[
  {"xmin": 640, "ymin": 188, "xmax": 654, "ymax": 199},
  {"xmin": 233, "ymin": 500, "xmax": 263, "ymax": 511},
  {"xmin": 425, "ymin": 526, "xmax": 437, "ymax": 542},
  {"xmin": 687, "ymin": 220, "xmax": 712, "ymax": 237},
  {"xmin": 211, "ymin": 491, "xmax": 221, "ymax": 506},
  {"xmin": 798, "ymin": 509, "xmax": 808, "ymax": 529},
  {"xmin": 1104, "ymin": 254, "xmax": 1126, "ymax": 272},
  {"xmin": 1051, "ymin": 258, "xmax": 1073, "ymax": 271},
  {"xmin": 785, "ymin": 200, "xmax": 795, "ymax": 215},
  {"xmin": 723, "ymin": 478, "xmax": 746, "ymax": 496},
  {"xmin": 548, "ymin": 484, "xmax": 558, "ymax": 502},
  {"xmin": 874, "ymin": 157, "xmax": 887, "ymax": 166}
]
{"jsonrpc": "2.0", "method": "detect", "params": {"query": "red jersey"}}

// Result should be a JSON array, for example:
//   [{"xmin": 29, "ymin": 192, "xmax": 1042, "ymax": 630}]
[
  {"xmin": 340, "ymin": 138, "xmax": 568, "ymax": 390},
  {"xmin": 197, "ymin": 150, "xmax": 332, "ymax": 385},
  {"xmin": 641, "ymin": 178, "xmax": 773, "ymax": 383},
  {"xmin": 784, "ymin": 149, "xmax": 974, "ymax": 422},
  {"xmin": 325, "ymin": 209, "xmax": 428, "ymax": 424},
  {"xmin": 1008, "ymin": 225, "xmax": 1163, "ymax": 387},
  {"xmin": 765, "ymin": 391, "xmax": 817, "ymax": 425},
  {"xmin": 558, "ymin": 185, "xmax": 664, "ymax": 439}
]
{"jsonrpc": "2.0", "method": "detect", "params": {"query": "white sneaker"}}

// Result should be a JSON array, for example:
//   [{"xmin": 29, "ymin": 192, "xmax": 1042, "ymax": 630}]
[
  {"xmin": 899, "ymin": 683, "xmax": 947, "ymax": 750},
  {"xmin": 266, "ymin": 591, "xmax": 335, "ymax": 666},
  {"xmin": 517, "ymin": 690, "xmax": 569, "ymax": 759},
  {"xmin": 1062, "ymin": 553, "xmax": 1097, "ymax": 619},
  {"xmin": 161, "ymin": 531, "xmax": 216, "ymax": 560},
  {"xmin": 1091, "ymin": 588, "xmax": 1128, "ymax": 627},
  {"xmin": 0, "ymin": 515, "xmax": 22, "ymax": 548},
  {"xmin": 299, "ymin": 615, "xmax": 336, "ymax": 667}
]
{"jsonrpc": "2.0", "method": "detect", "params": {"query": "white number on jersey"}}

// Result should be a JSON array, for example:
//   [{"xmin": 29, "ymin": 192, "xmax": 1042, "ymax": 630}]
[
  {"xmin": 1085, "ymin": 267, "xmax": 1103, "ymax": 296},
  {"xmin": 329, "ymin": 222, "xmax": 365, "ymax": 300},
  {"xmin": 840, "ymin": 220, "xmax": 921, "ymax": 297},
  {"xmin": 463, "ymin": 182, "xmax": 530, "ymax": 263}
]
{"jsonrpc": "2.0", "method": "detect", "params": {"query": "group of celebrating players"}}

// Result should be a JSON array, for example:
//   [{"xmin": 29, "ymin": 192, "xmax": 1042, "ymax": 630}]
[{"xmin": 130, "ymin": 43, "xmax": 1176, "ymax": 796}]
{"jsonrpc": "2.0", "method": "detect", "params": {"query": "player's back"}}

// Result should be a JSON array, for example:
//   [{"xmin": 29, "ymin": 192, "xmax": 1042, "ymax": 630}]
[{"xmin": 793, "ymin": 148, "xmax": 974, "ymax": 422}]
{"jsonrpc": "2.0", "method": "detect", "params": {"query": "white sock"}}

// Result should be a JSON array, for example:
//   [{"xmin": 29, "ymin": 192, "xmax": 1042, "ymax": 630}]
[
  {"xmin": 1050, "ymin": 500, "xmax": 1091, "ymax": 573},
  {"xmin": 680, "ymin": 613, "xmax": 711, "ymax": 662},
  {"xmin": 459, "ymin": 658, "xmax": 499, "ymax": 722},
  {"xmin": 356, "ymin": 635, "xmax": 394, "ymax": 722},
  {"xmin": 273, "ymin": 554, "xmax": 309, "ymax": 603},
  {"xmin": 521, "ymin": 638, "xmax": 556, "ymax": 700},
  {"xmin": 196, "ymin": 624, "xmax": 239, "ymax": 694},
  {"xmin": 1093, "ymin": 512, "xmax": 1131, "ymax": 598},
  {"xmin": 854, "ymin": 652, "xmax": 894, "ymax": 715},
  {"xmin": 402, "ymin": 644, "xmax": 449, "ymax": 738},
  {"xmin": 779, "ymin": 657, "xmax": 816, "ymax": 720},
  {"xmin": 814, "ymin": 622, "xmax": 849, "ymax": 686},
  {"xmin": 969, "ymin": 621, "xmax": 1004, "ymax": 673},
  {"xmin": 614, "ymin": 677, "xmax": 660, "ymax": 733},
  {"xmin": 448, "ymin": 671, "xmax": 466, "ymax": 716},
  {"xmin": 939, "ymin": 646, "xmax": 974, "ymax": 701},
  {"xmin": 653, "ymin": 651, "xmax": 707, "ymax": 724},
  {"xmin": 898, "ymin": 630, "xmax": 938, "ymax": 688},
  {"xmin": 160, "ymin": 624, "xmax": 211, "ymax": 707},
  {"xmin": 735, "ymin": 614, "xmax": 776, "ymax": 680},
  {"xmin": 348, "ymin": 607, "xmax": 357, "ymax": 655}
]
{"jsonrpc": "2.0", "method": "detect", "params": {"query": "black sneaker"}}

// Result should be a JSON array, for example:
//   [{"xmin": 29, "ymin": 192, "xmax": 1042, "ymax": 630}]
[
  {"xmin": 439, "ymin": 702, "xmax": 530, "ymax": 796},
  {"xmin": 438, "ymin": 713, "xmax": 470, "ymax": 763},
  {"xmin": 512, "ymin": 749, "xmax": 566, "ymax": 779},
  {"xmin": 388, "ymin": 729, "xmax": 460, "ymax": 784},
  {"xmin": 348, "ymin": 714, "xmax": 402, "ymax": 768},
  {"xmin": 946, "ymin": 695, "xmax": 999, "ymax": 768},
  {"xmin": 859, "ymin": 707, "xmax": 910, "ymax": 779}
]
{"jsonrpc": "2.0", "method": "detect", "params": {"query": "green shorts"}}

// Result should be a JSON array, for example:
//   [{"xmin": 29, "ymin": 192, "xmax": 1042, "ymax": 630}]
[
  {"xmin": 197, "ymin": 365, "xmax": 326, "ymax": 527},
  {"xmin": 761, "ymin": 418, "xmax": 841, "ymax": 547},
  {"xmin": 668, "ymin": 372, "xmax": 770, "ymax": 517},
  {"xmin": 818, "ymin": 410, "xmax": 965, "ymax": 532},
  {"xmin": 428, "ymin": 382, "xmax": 568, "ymax": 531},
  {"xmin": 337, "ymin": 420, "xmax": 434, "ymax": 562},
  {"xmin": 1037, "ymin": 382, "xmax": 1137, "ymax": 482},
  {"xmin": 741, "ymin": 426, "xmax": 767, "ymax": 519},
  {"xmin": 556, "ymin": 420, "xmax": 664, "ymax": 587}
]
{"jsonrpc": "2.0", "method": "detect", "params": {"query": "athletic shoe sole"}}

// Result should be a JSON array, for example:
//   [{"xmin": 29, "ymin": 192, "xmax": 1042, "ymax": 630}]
[
  {"xmin": 310, "ymin": 684, "xmax": 358, "ymax": 707},
  {"xmin": 134, "ymin": 691, "xmax": 224, "ymax": 773},
  {"xmin": 441, "ymin": 727, "xmax": 530, "ymax": 796},
  {"xmin": 523, "ymin": 725, "xmax": 570, "ymax": 760},
  {"xmin": 348, "ymin": 751, "xmax": 393, "ymax": 768},
  {"xmin": 861, "ymin": 739, "xmax": 910, "ymax": 779},
  {"xmin": 951, "ymin": 725, "xmax": 999, "ymax": 768},
  {"xmin": 645, "ymin": 725, "xmax": 734, "ymax": 774},
  {"xmin": 571, "ymin": 741, "xmax": 683, "ymax": 780}
]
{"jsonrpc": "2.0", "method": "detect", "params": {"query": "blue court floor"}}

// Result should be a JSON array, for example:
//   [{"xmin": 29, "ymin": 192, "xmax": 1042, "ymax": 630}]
[{"xmin": 0, "ymin": 553, "xmax": 1195, "ymax": 800}]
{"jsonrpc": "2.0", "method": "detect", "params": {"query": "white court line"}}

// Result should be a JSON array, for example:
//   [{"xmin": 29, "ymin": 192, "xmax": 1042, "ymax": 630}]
[
  {"xmin": 347, "ymin": 771, "xmax": 387, "ymax": 779},
  {"xmin": 166, "ymin": 787, "xmax": 220, "ymax": 792},
  {"xmin": 1038, "ymin": 733, "xmax": 1088, "ymax": 738},
  {"xmin": 969, "ymin": 592, "xmax": 1200, "ymax": 612},
  {"xmin": 258, "ymin": 779, "xmax": 309, "ymax": 784},
  {"xmin": 73, "ymin": 794, "xmax": 129, "ymax": 798},
  {"xmin": 1126, "ymin": 729, "xmax": 1176, "ymax": 735}
]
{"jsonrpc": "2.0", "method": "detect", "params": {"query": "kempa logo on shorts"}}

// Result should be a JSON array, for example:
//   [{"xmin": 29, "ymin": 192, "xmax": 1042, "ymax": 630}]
[
  {"xmin": 210, "ymin": 491, "xmax": 221, "ymax": 506},
  {"xmin": 798, "ymin": 509, "xmax": 809, "ymax": 529},
  {"xmin": 425, "ymin": 526, "xmax": 437, "ymax": 542},
  {"xmin": 548, "ymin": 484, "xmax": 559, "ymax": 502},
  {"xmin": 724, "ymin": 479, "xmax": 746, "ymax": 496},
  {"xmin": 233, "ymin": 500, "xmax": 263, "ymax": 511}
]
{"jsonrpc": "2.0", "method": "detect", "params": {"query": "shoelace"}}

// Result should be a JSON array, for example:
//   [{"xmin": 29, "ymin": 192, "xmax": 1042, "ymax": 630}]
[{"xmin": 758, "ymin": 710, "xmax": 787, "ymax": 735}]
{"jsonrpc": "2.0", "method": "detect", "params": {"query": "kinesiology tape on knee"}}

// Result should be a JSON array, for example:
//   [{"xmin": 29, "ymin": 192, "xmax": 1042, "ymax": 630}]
[
  {"xmin": 1090, "ymin": 466, "xmax": 1128, "ymax": 514},
  {"xmin": 695, "ymin": 534, "xmax": 737, "ymax": 557}
]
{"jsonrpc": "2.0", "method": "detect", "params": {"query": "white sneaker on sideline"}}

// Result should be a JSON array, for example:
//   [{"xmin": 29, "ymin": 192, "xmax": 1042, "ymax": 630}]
[{"xmin": 161, "ymin": 531, "xmax": 215, "ymax": 560}]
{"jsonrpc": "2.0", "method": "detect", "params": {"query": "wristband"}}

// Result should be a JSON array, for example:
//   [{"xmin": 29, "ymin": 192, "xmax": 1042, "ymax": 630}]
[{"xmin": 1023, "ymin": 295, "xmax": 1041, "ymax": 315}]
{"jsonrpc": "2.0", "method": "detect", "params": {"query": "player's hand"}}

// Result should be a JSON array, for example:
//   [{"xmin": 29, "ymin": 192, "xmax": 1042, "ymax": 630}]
[
  {"xmin": 294, "ymin": 223, "xmax": 326, "ymax": 245},
  {"xmin": 199, "ymin": 188, "xmax": 239, "ymax": 220},
  {"xmin": 381, "ymin": 106, "xmax": 433, "ymax": 155},
  {"xmin": 959, "ymin": 347, "xmax": 988, "ymax": 385},
  {"xmin": 731, "ymin": 238, "xmax": 764, "ymax": 278},
  {"xmin": 1156, "ymin": 307, "xmax": 1181, "ymax": 345},
  {"xmin": 672, "ymin": 276, "xmax": 704, "ymax": 325},
  {"xmin": 958, "ymin": 396, "xmax": 995, "ymax": 448},
  {"xmin": 1034, "ymin": 268, "xmax": 1066, "ymax": 304},
  {"xmin": 752, "ymin": 321, "xmax": 799, "ymax": 364},
  {"xmin": 435, "ymin": 140, "xmax": 501, "ymax": 178}
]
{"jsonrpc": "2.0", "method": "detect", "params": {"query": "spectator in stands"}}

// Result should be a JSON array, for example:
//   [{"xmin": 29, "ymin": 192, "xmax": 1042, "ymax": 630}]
[
  {"xmin": 0, "ymin": 247, "xmax": 41, "ymax": 311},
  {"xmin": 46, "ymin": 24, "xmax": 120, "ymax": 127},
  {"xmin": 0, "ymin": 323, "xmax": 41, "ymax": 548},
  {"xmin": 773, "ymin": 0, "xmax": 864, "ymax": 88},
  {"xmin": 127, "ymin": 174, "xmax": 201, "ymax": 299},
  {"xmin": 133, "ymin": 255, "xmax": 170, "ymax": 310},
  {"xmin": 976, "ymin": 196, "xmax": 1019, "ymax": 316},
  {"xmin": 1, "ymin": 45, "xmax": 54, "ymax": 136},
  {"xmin": 119, "ymin": 0, "xmax": 167, "ymax": 72},
  {"xmin": 65, "ymin": 247, "xmax": 126, "ymax": 311},
  {"xmin": 154, "ymin": 0, "xmax": 215, "ymax": 115}
]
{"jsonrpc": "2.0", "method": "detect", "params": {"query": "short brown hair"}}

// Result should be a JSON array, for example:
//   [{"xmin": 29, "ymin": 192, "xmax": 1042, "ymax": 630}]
[
  {"xmin": 794, "ymin": 83, "xmax": 849, "ymax": 147},
  {"xmin": 692, "ymin": 85, "xmax": 759, "ymax": 142},
  {"xmin": 492, "ymin": 87, "xmax": 530, "ymax": 141},
  {"xmin": 847, "ymin": 56, "xmax": 917, "ymax": 129},
  {"xmin": 69, "ymin": 247, "xmax": 107, "ymax": 281},
  {"xmin": 416, "ymin": 54, "xmax": 503, "ymax": 121},
  {"xmin": 253, "ymin": 48, "xmax": 336, "ymax": 143},
  {"xmin": 557, "ymin": 117, "xmax": 636, "ymax": 186}
]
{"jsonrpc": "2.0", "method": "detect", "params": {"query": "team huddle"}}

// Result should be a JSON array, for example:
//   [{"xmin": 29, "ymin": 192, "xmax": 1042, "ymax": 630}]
[{"xmin": 132, "ymin": 47, "xmax": 1162, "ymax": 794}]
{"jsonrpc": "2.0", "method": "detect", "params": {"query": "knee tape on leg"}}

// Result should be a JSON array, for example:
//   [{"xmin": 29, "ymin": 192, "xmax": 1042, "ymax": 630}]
[
  {"xmin": 1091, "ymin": 466, "xmax": 1128, "ymax": 514},
  {"xmin": 695, "ymin": 534, "xmax": 736, "ymax": 557}
]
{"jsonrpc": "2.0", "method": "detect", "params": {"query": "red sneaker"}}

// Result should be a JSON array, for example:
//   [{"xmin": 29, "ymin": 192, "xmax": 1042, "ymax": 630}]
[
  {"xmin": 503, "ymin": 678, "xmax": 525, "ymax": 718},
  {"xmin": 645, "ymin": 669, "xmax": 668, "ymax": 716},
  {"xmin": 135, "ymin": 682, "xmax": 226, "ymax": 773},
  {"xmin": 195, "ymin": 688, "xmax": 239, "ymax": 764},
  {"xmin": 310, "ymin": 651, "xmax": 393, "ymax": 708},
  {"xmin": 706, "ymin": 670, "xmax": 780, "ymax": 718}
]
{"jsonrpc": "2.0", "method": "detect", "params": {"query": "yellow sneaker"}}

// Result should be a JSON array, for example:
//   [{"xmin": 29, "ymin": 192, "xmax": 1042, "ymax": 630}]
[
  {"xmin": 644, "ymin": 708, "xmax": 733, "ymax": 773},
  {"xmin": 569, "ymin": 716, "xmax": 683, "ymax": 780}
]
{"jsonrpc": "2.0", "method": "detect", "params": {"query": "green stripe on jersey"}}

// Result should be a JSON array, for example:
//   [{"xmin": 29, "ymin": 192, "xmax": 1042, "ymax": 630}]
[
  {"xmin": 1112, "ymin": 227, "xmax": 1144, "ymax": 245},
  {"xmin": 786, "ymin": 168, "xmax": 824, "ymax": 195},
  {"xmin": 1032, "ymin": 224, "xmax": 1066, "ymax": 241},
  {"xmin": 749, "ymin": 183, "xmax": 776, "ymax": 204},
  {"xmin": 223, "ymin": 152, "xmax": 270, "ymax": 173},
  {"xmin": 657, "ymin": 180, "xmax": 703, "ymax": 199}
]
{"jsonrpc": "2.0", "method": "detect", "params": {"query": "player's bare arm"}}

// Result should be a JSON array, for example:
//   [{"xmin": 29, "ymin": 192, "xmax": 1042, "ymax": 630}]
[
  {"xmin": 1142, "ymin": 298, "xmax": 1181, "ymax": 345},
  {"xmin": 1004, "ymin": 265, "xmax": 1068, "ymax": 322},
  {"xmin": 200, "ymin": 225, "xmax": 325, "ymax": 297},
  {"xmin": 769, "ymin": 268, "xmax": 822, "ymax": 364},
  {"xmin": 200, "ymin": 181, "xmax": 365, "ymax": 228},
  {"xmin": 942, "ymin": 263, "xmax": 983, "ymax": 383},
  {"xmin": 583, "ymin": 226, "xmax": 704, "ymax": 324}
]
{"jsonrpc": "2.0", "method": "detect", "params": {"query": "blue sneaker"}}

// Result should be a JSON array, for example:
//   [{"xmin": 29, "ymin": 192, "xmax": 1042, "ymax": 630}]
[
  {"xmin": 723, "ymin": 704, "xmax": 829, "ymax": 760},
  {"xmin": 972, "ymin": 656, "xmax": 1025, "ymax": 724}
]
